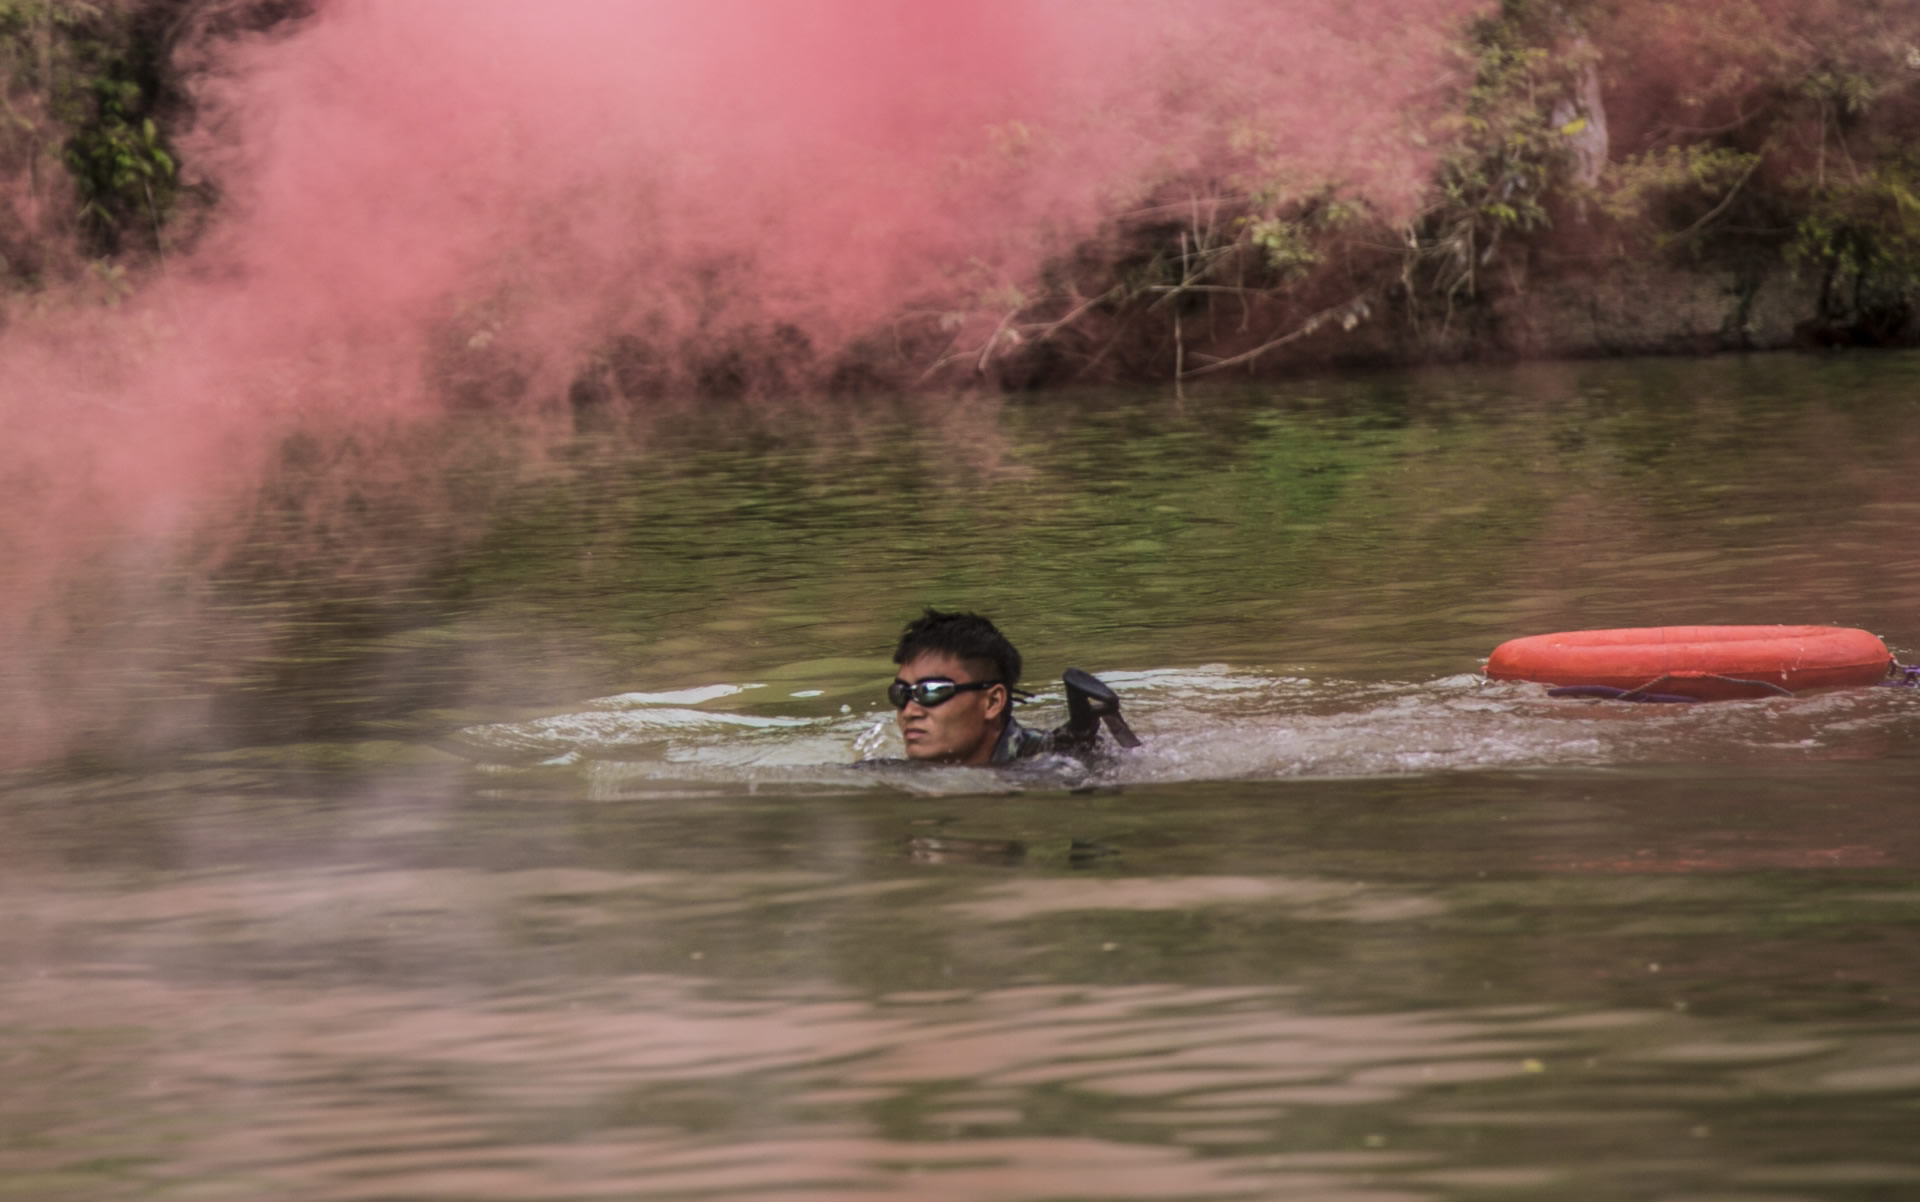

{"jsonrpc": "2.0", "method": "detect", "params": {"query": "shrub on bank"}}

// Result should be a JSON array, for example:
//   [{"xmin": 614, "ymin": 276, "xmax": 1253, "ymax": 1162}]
[{"xmin": 972, "ymin": 0, "xmax": 1920, "ymax": 388}]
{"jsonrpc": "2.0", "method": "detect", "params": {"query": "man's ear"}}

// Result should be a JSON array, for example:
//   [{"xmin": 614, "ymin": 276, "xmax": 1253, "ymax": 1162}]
[{"xmin": 984, "ymin": 683, "xmax": 1009, "ymax": 721}]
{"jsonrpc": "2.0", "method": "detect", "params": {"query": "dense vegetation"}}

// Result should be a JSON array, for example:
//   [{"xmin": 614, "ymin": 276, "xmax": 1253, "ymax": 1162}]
[
  {"xmin": 0, "ymin": 0, "xmax": 304, "ymax": 296},
  {"xmin": 965, "ymin": 0, "xmax": 1920, "ymax": 390},
  {"xmin": 4, "ymin": 0, "xmax": 1918, "ymax": 387}
]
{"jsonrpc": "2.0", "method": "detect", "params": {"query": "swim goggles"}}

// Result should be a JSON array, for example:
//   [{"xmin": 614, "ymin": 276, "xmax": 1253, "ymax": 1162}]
[{"xmin": 888, "ymin": 678, "xmax": 999, "ymax": 709}]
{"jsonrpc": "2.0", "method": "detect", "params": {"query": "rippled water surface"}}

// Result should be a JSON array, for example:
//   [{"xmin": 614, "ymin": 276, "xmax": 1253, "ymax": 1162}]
[{"xmin": 6, "ymin": 354, "xmax": 1920, "ymax": 1200}]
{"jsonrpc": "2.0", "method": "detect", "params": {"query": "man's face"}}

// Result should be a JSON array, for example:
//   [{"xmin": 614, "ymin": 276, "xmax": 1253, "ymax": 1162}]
[{"xmin": 894, "ymin": 651, "xmax": 1007, "ymax": 765}]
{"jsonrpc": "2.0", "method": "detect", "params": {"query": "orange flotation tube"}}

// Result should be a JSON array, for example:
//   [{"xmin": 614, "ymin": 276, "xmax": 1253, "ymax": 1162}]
[{"xmin": 1485, "ymin": 625, "xmax": 1894, "ymax": 701}]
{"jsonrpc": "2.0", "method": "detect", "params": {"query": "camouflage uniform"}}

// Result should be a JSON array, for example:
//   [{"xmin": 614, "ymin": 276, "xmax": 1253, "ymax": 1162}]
[
  {"xmin": 988, "ymin": 714, "xmax": 1051, "ymax": 764},
  {"xmin": 987, "ymin": 669, "xmax": 1139, "ymax": 764}
]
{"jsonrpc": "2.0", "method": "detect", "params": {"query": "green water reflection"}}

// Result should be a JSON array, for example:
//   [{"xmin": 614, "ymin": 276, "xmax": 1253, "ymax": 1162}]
[{"xmin": 216, "ymin": 351, "xmax": 1920, "ymax": 746}]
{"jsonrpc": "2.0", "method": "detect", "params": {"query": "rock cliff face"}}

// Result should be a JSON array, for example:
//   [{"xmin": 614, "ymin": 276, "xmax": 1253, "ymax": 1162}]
[
  {"xmin": 976, "ymin": 251, "xmax": 1907, "ymax": 392},
  {"xmin": 1483, "ymin": 266, "xmax": 1808, "ymax": 359},
  {"xmin": 1340, "ymin": 264, "xmax": 1856, "ymax": 367}
]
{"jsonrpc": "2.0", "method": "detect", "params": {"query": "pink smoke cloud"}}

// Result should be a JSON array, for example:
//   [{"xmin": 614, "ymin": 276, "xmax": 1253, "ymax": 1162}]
[{"xmin": 0, "ymin": 0, "xmax": 1485, "ymax": 765}]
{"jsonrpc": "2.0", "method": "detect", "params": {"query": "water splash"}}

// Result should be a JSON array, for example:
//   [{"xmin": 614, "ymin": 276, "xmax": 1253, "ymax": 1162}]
[{"xmin": 449, "ymin": 665, "xmax": 1920, "ymax": 797}]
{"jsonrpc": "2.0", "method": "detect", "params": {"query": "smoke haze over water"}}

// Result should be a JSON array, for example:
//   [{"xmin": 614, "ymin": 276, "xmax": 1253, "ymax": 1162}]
[{"xmin": 0, "ymin": 0, "xmax": 1485, "ymax": 765}]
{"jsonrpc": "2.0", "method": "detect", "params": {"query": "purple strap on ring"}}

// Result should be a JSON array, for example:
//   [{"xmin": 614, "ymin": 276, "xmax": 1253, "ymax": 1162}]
[
  {"xmin": 1548, "ymin": 685, "xmax": 1699, "ymax": 704},
  {"xmin": 1877, "ymin": 663, "xmax": 1920, "ymax": 687}
]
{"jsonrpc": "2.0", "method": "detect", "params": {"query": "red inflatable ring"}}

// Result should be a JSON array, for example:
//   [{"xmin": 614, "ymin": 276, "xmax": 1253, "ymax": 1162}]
[{"xmin": 1485, "ymin": 625, "xmax": 1894, "ymax": 701}]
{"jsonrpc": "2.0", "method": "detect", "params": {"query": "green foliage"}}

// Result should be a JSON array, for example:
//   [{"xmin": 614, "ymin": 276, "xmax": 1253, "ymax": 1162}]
[
  {"xmin": 1790, "ymin": 152, "xmax": 1920, "ymax": 330},
  {"xmin": 1572, "ymin": 1, "xmax": 1920, "ymax": 338},
  {"xmin": 1245, "ymin": 215, "xmax": 1319, "ymax": 278},
  {"xmin": 1241, "ymin": 195, "xmax": 1358, "ymax": 280},
  {"xmin": 1602, "ymin": 144, "xmax": 1761, "ymax": 230},
  {"xmin": 0, "ymin": 1, "xmax": 102, "ymax": 43},
  {"xmin": 1414, "ymin": 0, "xmax": 1578, "ymax": 299},
  {"xmin": 1772, "ymin": 52, "xmax": 1920, "ymax": 333},
  {"xmin": 62, "ymin": 72, "xmax": 174, "ymax": 235},
  {"xmin": 1800, "ymin": 67, "xmax": 1879, "ymax": 120},
  {"xmin": 54, "ymin": 13, "xmax": 176, "ymax": 251},
  {"xmin": 0, "ymin": 0, "xmax": 177, "ymax": 270}
]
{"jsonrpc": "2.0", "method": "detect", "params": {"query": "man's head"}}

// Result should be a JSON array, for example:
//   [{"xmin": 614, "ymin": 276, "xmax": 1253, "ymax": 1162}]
[{"xmin": 891, "ymin": 609, "xmax": 1022, "ymax": 764}]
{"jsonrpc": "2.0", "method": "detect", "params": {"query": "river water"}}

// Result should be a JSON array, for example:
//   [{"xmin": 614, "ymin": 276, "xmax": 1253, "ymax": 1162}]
[{"xmin": 5, "ymin": 352, "xmax": 1920, "ymax": 1200}]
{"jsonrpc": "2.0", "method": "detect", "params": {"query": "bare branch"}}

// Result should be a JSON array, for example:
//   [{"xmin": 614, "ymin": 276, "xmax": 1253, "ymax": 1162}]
[
  {"xmin": 1017, "ymin": 286, "xmax": 1120, "ymax": 339},
  {"xmin": 1664, "ymin": 151, "xmax": 1765, "ymax": 244},
  {"xmin": 973, "ymin": 308, "xmax": 1020, "ymax": 376},
  {"xmin": 1180, "ymin": 293, "xmax": 1373, "ymax": 379}
]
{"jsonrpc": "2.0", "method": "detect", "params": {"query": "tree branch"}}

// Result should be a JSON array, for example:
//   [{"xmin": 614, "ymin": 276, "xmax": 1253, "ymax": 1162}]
[
  {"xmin": 1665, "ymin": 151, "xmax": 1765, "ymax": 244},
  {"xmin": 1180, "ymin": 293, "xmax": 1372, "ymax": 378}
]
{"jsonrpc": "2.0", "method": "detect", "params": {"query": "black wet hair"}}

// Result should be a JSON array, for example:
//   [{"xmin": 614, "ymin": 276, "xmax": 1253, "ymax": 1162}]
[{"xmin": 892, "ymin": 608, "xmax": 1022, "ymax": 688}]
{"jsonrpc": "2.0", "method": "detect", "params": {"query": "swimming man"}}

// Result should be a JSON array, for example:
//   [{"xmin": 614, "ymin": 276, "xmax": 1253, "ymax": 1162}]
[{"xmin": 889, "ymin": 608, "xmax": 1138, "ymax": 765}]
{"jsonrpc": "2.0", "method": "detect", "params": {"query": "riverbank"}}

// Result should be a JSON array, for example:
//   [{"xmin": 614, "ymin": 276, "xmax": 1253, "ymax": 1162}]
[
  {"xmin": 964, "ymin": 0, "xmax": 1920, "ymax": 390},
  {"xmin": 5, "ymin": 1, "xmax": 1919, "ymax": 401}
]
